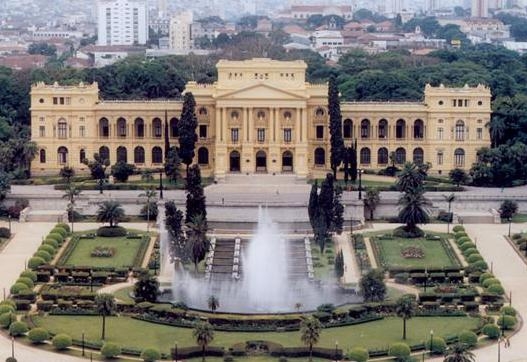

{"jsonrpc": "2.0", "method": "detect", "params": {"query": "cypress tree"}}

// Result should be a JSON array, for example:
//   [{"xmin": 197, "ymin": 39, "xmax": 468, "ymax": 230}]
[
  {"xmin": 318, "ymin": 173, "xmax": 334, "ymax": 231},
  {"xmin": 333, "ymin": 184, "xmax": 344, "ymax": 234},
  {"xmin": 185, "ymin": 165, "xmax": 207, "ymax": 223},
  {"xmin": 308, "ymin": 181, "xmax": 319, "ymax": 229},
  {"xmin": 178, "ymin": 92, "xmax": 198, "ymax": 176},
  {"xmin": 350, "ymin": 139, "xmax": 358, "ymax": 183},
  {"xmin": 335, "ymin": 250, "xmax": 344, "ymax": 278},
  {"xmin": 343, "ymin": 148, "xmax": 349, "ymax": 185},
  {"xmin": 328, "ymin": 75, "xmax": 345, "ymax": 180},
  {"xmin": 165, "ymin": 201, "xmax": 186, "ymax": 262}
]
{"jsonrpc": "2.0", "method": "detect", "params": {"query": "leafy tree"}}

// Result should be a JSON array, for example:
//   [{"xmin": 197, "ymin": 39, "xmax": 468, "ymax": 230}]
[
  {"xmin": 193, "ymin": 321, "xmax": 214, "ymax": 362},
  {"xmin": 96, "ymin": 201, "xmax": 125, "ymax": 227},
  {"xmin": 328, "ymin": 75, "xmax": 345, "ymax": 179},
  {"xmin": 139, "ymin": 189, "xmax": 157, "ymax": 222},
  {"xmin": 28, "ymin": 42, "xmax": 57, "ymax": 56},
  {"xmin": 178, "ymin": 92, "xmax": 198, "ymax": 175},
  {"xmin": 395, "ymin": 294, "xmax": 417, "ymax": 340},
  {"xmin": 111, "ymin": 161, "xmax": 135, "ymax": 182},
  {"xmin": 449, "ymin": 168, "xmax": 469, "ymax": 187},
  {"xmin": 499, "ymin": 199, "xmax": 518, "ymax": 219},
  {"xmin": 359, "ymin": 269, "xmax": 386, "ymax": 302},
  {"xmin": 83, "ymin": 153, "xmax": 109, "ymax": 194},
  {"xmin": 187, "ymin": 214, "xmax": 209, "ymax": 271},
  {"xmin": 134, "ymin": 273, "xmax": 159, "ymax": 303},
  {"xmin": 443, "ymin": 343, "xmax": 475, "ymax": 362},
  {"xmin": 185, "ymin": 165, "xmax": 207, "ymax": 223},
  {"xmin": 62, "ymin": 184, "xmax": 81, "ymax": 228},
  {"xmin": 207, "ymin": 295, "xmax": 219, "ymax": 313},
  {"xmin": 59, "ymin": 166, "xmax": 75, "ymax": 184},
  {"xmin": 333, "ymin": 184, "xmax": 344, "ymax": 234},
  {"xmin": 443, "ymin": 193, "xmax": 456, "ymax": 233},
  {"xmin": 0, "ymin": 171, "xmax": 11, "ymax": 202},
  {"xmin": 334, "ymin": 250, "xmax": 344, "ymax": 278},
  {"xmin": 95, "ymin": 294, "xmax": 115, "ymax": 340},
  {"xmin": 300, "ymin": 316, "xmax": 322, "ymax": 362},
  {"xmin": 165, "ymin": 201, "xmax": 186, "ymax": 262},
  {"xmin": 364, "ymin": 188, "xmax": 380, "ymax": 220},
  {"xmin": 165, "ymin": 146, "xmax": 182, "ymax": 183}
]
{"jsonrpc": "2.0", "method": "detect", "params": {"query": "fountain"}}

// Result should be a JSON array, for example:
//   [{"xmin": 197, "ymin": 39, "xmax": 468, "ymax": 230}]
[{"xmin": 158, "ymin": 206, "xmax": 361, "ymax": 313}]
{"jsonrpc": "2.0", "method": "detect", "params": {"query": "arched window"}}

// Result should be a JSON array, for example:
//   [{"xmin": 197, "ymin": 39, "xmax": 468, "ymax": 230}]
[
  {"xmin": 455, "ymin": 120, "xmax": 465, "ymax": 141},
  {"xmin": 199, "ymin": 107, "xmax": 208, "ymax": 116},
  {"xmin": 57, "ymin": 146, "xmax": 68, "ymax": 164},
  {"xmin": 116, "ymin": 146, "xmax": 127, "ymax": 163},
  {"xmin": 170, "ymin": 118, "xmax": 179, "ymax": 138},
  {"xmin": 378, "ymin": 147, "xmax": 388, "ymax": 164},
  {"xmin": 58, "ymin": 119, "xmax": 68, "ymax": 139},
  {"xmin": 414, "ymin": 119, "xmax": 424, "ymax": 139},
  {"xmin": 134, "ymin": 146, "xmax": 145, "ymax": 164},
  {"xmin": 198, "ymin": 147, "xmax": 209, "ymax": 165},
  {"xmin": 152, "ymin": 146, "xmax": 163, "ymax": 164},
  {"xmin": 99, "ymin": 118, "xmax": 109, "ymax": 138},
  {"xmin": 314, "ymin": 148, "xmax": 325, "ymax": 165},
  {"xmin": 396, "ymin": 119, "xmax": 406, "ymax": 139},
  {"xmin": 99, "ymin": 146, "xmax": 110, "ymax": 162},
  {"xmin": 135, "ymin": 118, "xmax": 145, "ymax": 138},
  {"xmin": 378, "ymin": 119, "xmax": 388, "ymax": 139},
  {"xmin": 315, "ymin": 108, "xmax": 325, "ymax": 117},
  {"xmin": 360, "ymin": 147, "xmax": 371, "ymax": 164},
  {"xmin": 413, "ymin": 148, "xmax": 424, "ymax": 164},
  {"xmin": 79, "ymin": 149, "xmax": 86, "ymax": 163},
  {"xmin": 152, "ymin": 118, "xmax": 162, "ymax": 138},
  {"xmin": 117, "ymin": 117, "xmax": 127, "ymax": 138},
  {"xmin": 343, "ymin": 119, "xmax": 353, "ymax": 139},
  {"xmin": 360, "ymin": 119, "xmax": 370, "ymax": 139},
  {"xmin": 395, "ymin": 147, "xmax": 406, "ymax": 164},
  {"xmin": 39, "ymin": 149, "xmax": 46, "ymax": 163},
  {"xmin": 454, "ymin": 148, "xmax": 465, "ymax": 167}
]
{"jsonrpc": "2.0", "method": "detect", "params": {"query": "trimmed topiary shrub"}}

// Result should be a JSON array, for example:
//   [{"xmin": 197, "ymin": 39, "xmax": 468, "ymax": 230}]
[
  {"xmin": 6, "ymin": 357, "xmax": 17, "ymax": 362},
  {"xmin": 458, "ymin": 330, "xmax": 478, "ymax": 347},
  {"xmin": 347, "ymin": 347, "xmax": 369, "ymax": 362},
  {"xmin": 38, "ymin": 245, "xmax": 56, "ymax": 256},
  {"xmin": 50, "ymin": 227, "xmax": 67, "ymax": 238},
  {"xmin": 463, "ymin": 248, "xmax": 478, "ymax": 257},
  {"xmin": 52, "ymin": 334, "xmax": 72, "ymax": 350},
  {"xmin": 498, "ymin": 315, "xmax": 517, "ymax": 330},
  {"xmin": 0, "ymin": 313, "xmax": 15, "ymax": 328},
  {"xmin": 28, "ymin": 328, "xmax": 49, "ymax": 344},
  {"xmin": 16, "ymin": 277, "xmax": 34, "ymax": 289},
  {"xmin": 0, "ymin": 300, "xmax": 16, "ymax": 309},
  {"xmin": 56, "ymin": 223, "xmax": 70, "ymax": 233},
  {"xmin": 101, "ymin": 342, "xmax": 122, "ymax": 358},
  {"xmin": 47, "ymin": 232, "xmax": 64, "ymax": 244},
  {"xmin": 20, "ymin": 270, "xmax": 37, "ymax": 282},
  {"xmin": 34, "ymin": 250, "xmax": 52, "ymax": 263},
  {"xmin": 43, "ymin": 239, "xmax": 59, "ymax": 249},
  {"xmin": 487, "ymin": 284, "xmax": 505, "ymax": 295},
  {"xmin": 389, "ymin": 342, "xmax": 410, "ymax": 360},
  {"xmin": 9, "ymin": 321, "xmax": 28, "ymax": 336},
  {"xmin": 501, "ymin": 306, "xmax": 517, "ymax": 316},
  {"xmin": 140, "ymin": 348, "xmax": 161, "ymax": 362},
  {"xmin": 97, "ymin": 226, "xmax": 127, "ymax": 237},
  {"xmin": 393, "ymin": 226, "xmax": 425, "ymax": 238},
  {"xmin": 471, "ymin": 260, "xmax": 488, "ymax": 271},
  {"xmin": 427, "ymin": 336, "xmax": 447, "ymax": 355},
  {"xmin": 457, "ymin": 236, "xmax": 471, "ymax": 245},
  {"xmin": 482, "ymin": 324, "xmax": 501, "ymax": 339},
  {"xmin": 0, "ymin": 227, "xmax": 11, "ymax": 238},
  {"xmin": 10, "ymin": 283, "xmax": 29, "ymax": 295},
  {"xmin": 467, "ymin": 254, "xmax": 483, "ymax": 263},
  {"xmin": 0, "ymin": 305, "xmax": 15, "ymax": 315},
  {"xmin": 27, "ymin": 257, "xmax": 46, "ymax": 270},
  {"xmin": 452, "ymin": 225, "xmax": 465, "ymax": 233},
  {"xmin": 479, "ymin": 272, "xmax": 494, "ymax": 284},
  {"xmin": 482, "ymin": 278, "xmax": 501, "ymax": 288}
]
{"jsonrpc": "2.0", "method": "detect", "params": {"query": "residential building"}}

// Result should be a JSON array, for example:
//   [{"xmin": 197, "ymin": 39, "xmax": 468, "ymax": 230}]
[
  {"xmin": 96, "ymin": 0, "xmax": 148, "ymax": 46},
  {"xmin": 471, "ymin": 0, "xmax": 489, "ymax": 17},
  {"xmin": 169, "ymin": 11, "xmax": 193, "ymax": 52}
]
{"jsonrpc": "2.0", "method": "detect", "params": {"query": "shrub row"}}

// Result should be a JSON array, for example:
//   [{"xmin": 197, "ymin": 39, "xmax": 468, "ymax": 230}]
[{"xmin": 28, "ymin": 223, "xmax": 70, "ymax": 271}]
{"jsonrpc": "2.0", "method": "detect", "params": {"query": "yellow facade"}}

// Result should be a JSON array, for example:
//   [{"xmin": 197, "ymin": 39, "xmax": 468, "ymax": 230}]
[{"xmin": 30, "ymin": 58, "xmax": 491, "ymax": 178}]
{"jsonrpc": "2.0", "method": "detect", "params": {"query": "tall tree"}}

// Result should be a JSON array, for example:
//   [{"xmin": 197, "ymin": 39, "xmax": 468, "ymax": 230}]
[
  {"xmin": 333, "ymin": 184, "xmax": 344, "ymax": 234},
  {"xmin": 95, "ymin": 294, "xmax": 115, "ymax": 340},
  {"xmin": 360, "ymin": 269, "xmax": 386, "ymax": 302},
  {"xmin": 83, "ymin": 153, "xmax": 109, "ymax": 194},
  {"xmin": 308, "ymin": 181, "xmax": 319, "ymax": 229},
  {"xmin": 207, "ymin": 295, "xmax": 219, "ymax": 313},
  {"xmin": 350, "ymin": 141, "xmax": 358, "ymax": 183},
  {"xmin": 185, "ymin": 165, "xmax": 207, "ymax": 223},
  {"xmin": 398, "ymin": 186, "xmax": 431, "ymax": 236},
  {"xmin": 364, "ymin": 188, "xmax": 380, "ymax": 221},
  {"xmin": 193, "ymin": 322, "xmax": 214, "ymax": 362},
  {"xmin": 318, "ymin": 173, "xmax": 334, "ymax": 231},
  {"xmin": 0, "ymin": 171, "xmax": 11, "ymax": 202},
  {"xmin": 165, "ymin": 201, "xmax": 187, "ymax": 262},
  {"xmin": 328, "ymin": 75, "xmax": 345, "ymax": 179},
  {"xmin": 165, "ymin": 146, "xmax": 182, "ymax": 183},
  {"xmin": 187, "ymin": 214, "xmax": 209, "ymax": 271},
  {"xmin": 334, "ymin": 250, "xmax": 344, "ymax": 278},
  {"xmin": 96, "ymin": 201, "xmax": 125, "ymax": 227},
  {"xmin": 396, "ymin": 162, "xmax": 427, "ymax": 192},
  {"xmin": 178, "ymin": 92, "xmax": 198, "ymax": 175},
  {"xmin": 134, "ymin": 272, "xmax": 159, "ymax": 303},
  {"xmin": 395, "ymin": 294, "xmax": 417, "ymax": 340},
  {"xmin": 300, "ymin": 317, "xmax": 322, "ymax": 362},
  {"xmin": 449, "ymin": 168, "xmax": 469, "ymax": 187}
]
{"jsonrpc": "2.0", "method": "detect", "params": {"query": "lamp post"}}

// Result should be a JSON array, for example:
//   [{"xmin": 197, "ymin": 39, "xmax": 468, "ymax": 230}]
[
  {"xmin": 159, "ymin": 170, "xmax": 164, "ymax": 200},
  {"xmin": 173, "ymin": 341, "xmax": 179, "ymax": 362},
  {"xmin": 8, "ymin": 215, "xmax": 11, "ymax": 233},
  {"xmin": 11, "ymin": 336, "xmax": 14, "ymax": 359},
  {"xmin": 334, "ymin": 341, "xmax": 339, "ymax": 361},
  {"xmin": 508, "ymin": 217, "xmax": 512, "ymax": 237},
  {"xmin": 424, "ymin": 268, "xmax": 428, "ymax": 293},
  {"xmin": 358, "ymin": 169, "xmax": 363, "ymax": 200},
  {"xmin": 429, "ymin": 330, "xmax": 434, "ymax": 355},
  {"xmin": 82, "ymin": 331, "xmax": 85, "ymax": 356}
]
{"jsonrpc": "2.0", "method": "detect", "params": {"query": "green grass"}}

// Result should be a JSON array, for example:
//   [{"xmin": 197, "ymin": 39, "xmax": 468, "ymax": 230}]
[
  {"xmin": 34, "ymin": 315, "xmax": 479, "ymax": 355},
  {"xmin": 60, "ymin": 235, "xmax": 146, "ymax": 268},
  {"xmin": 112, "ymin": 286, "xmax": 135, "ymax": 303},
  {"xmin": 372, "ymin": 236, "xmax": 459, "ymax": 269},
  {"xmin": 310, "ymin": 243, "xmax": 336, "ymax": 279},
  {"xmin": 506, "ymin": 214, "xmax": 527, "ymax": 223}
]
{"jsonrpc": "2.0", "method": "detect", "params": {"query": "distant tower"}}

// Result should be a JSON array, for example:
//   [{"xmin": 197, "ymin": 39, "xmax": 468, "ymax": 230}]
[
  {"xmin": 471, "ymin": 0, "xmax": 489, "ymax": 17},
  {"xmin": 96, "ymin": 0, "xmax": 149, "ymax": 46}
]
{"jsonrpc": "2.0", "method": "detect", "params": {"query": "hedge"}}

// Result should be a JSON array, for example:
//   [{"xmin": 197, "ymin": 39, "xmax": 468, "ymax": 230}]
[
  {"xmin": 458, "ymin": 330, "xmax": 478, "ymax": 347},
  {"xmin": 97, "ymin": 226, "xmax": 127, "ymax": 237},
  {"xmin": 467, "ymin": 254, "xmax": 483, "ymax": 263},
  {"xmin": 9, "ymin": 321, "xmax": 28, "ymax": 336},
  {"xmin": 482, "ymin": 278, "xmax": 501, "ymax": 288},
  {"xmin": 347, "ymin": 347, "xmax": 369, "ymax": 362},
  {"xmin": 101, "ymin": 342, "xmax": 122, "ymax": 358},
  {"xmin": 452, "ymin": 225, "xmax": 465, "ymax": 233},
  {"xmin": 482, "ymin": 324, "xmax": 501, "ymax": 339},
  {"xmin": 463, "ymin": 248, "xmax": 479, "ymax": 257},
  {"xmin": 427, "ymin": 336, "xmax": 447, "ymax": 355},
  {"xmin": 479, "ymin": 272, "xmax": 494, "ymax": 284},
  {"xmin": 52, "ymin": 334, "xmax": 72, "ymax": 350},
  {"xmin": 51, "ymin": 227, "xmax": 68, "ymax": 238},
  {"xmin": 0, "ymin": 313, "xmax": 15, "ymax": 328},
  {"xmin": 487, "ymin": 284, "xmax": 505, "ymax": 295},
  {"xmin": 501, "ymin": 306, "xmax": 517, "ymax": 316},
  {"xmin": 388, "ymin": 342, "xmax": 410, "ymax": 359},
  {"xmin": 56, "ymin": 223, "xmax": 71, "ymax": 232},
  {"xmin": 28, "ymin": 257, "xmax": 46, "ymax": 270},
  {"xmin": 28, "ymin": 328, "xmax": 50, "ymax": 343},
  {"xmin": 170, "ymin": 346, "xmax": 225, "ymax": 360},
  {"xmin": 459, "ymin": 242, "xmax": 476, "ymax": 251},
  {"xmin": 16, "ymin": 277, "xmax": 34, "ymax": 289},
  {"xmin": 10, "ymin": 283, "xmax": 29, "ymax": 295},
  {"xmin": 497, "ymin": 315, "xmax": 517, "ymax": 330},
  {"xmin": 34, "ymin": 250, "xmax": 52, "ymax": 263},
  {"xmin": 141, "ymin": 348, "xmax": 161, "ymax": 362},
  {"xmin": 20, "ymin": 270, "xmax": 37, "ymax": 282},
  {"xmin": 43, "ymin": 239, "xmax": 59, "ymax": 249},
  {"xmin": 47, "ymin": 232, "xmax": 64, "ymax": 244}
]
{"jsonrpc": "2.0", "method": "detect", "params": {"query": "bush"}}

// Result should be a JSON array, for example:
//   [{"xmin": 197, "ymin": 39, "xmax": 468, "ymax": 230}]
[
  {"xmin": 52, "ymin": 334, "xmax": 72, "ymax": 350},
  {"xmin": 0, "ymin": 227, "xmax": 11, "ymax": 238},
  {"xmin": 347, "ymin": 347, "xmax": 369, "ymax": 362},
  {"xmin": 47, "ymin": 232, "xmax": 64, "ymax": 244},
  {"xmin": 501, "ymin": 306, "xmax": 517, "ymax": 316},
  {"xmin": 482, "ymin": 278, "xmax": 501, "ymax": 288},
  {"xmin": 479, "ymin": 272, "xmax": 494, "ymax": 284},
  {"xmin": 0, "ymin": 305, "xmax": 14, "ymax": 314},
  {"xmin": 454, "ymin": 232, "xmax": 468, "ymax": 239},
  {"xmin": 427, "ymin": 336, "xmax": 447, "ymax": 355},
  {"xmin": 393, "ymin": 226, "xmax": 424, "ymax": 238},
  {"xmin": 101, "ymin": 342, "xmax": 122, "ymax": 358},
  {"xmin": 278, "ymin": 357, "xmax": 287, "ymax": 362},
  {"xmin": 28, "ymin": 328, "xmax": 49, "ymax": 343},
  {"xmin": 498, "ymin": 315, "xmax": 517, "ymax": 330},
  {"xmin": 10, "ymin": 283, "xmax": 29, "ymax": 295},
  {"xmin": 51, "ymin": 227, "xmax": 67, "ymax": 238},
  {"xmin": 0, "ymin": 313, "xmax": 15, "ymax": 328},
  {"xmin": 43, "ymin": 238, "xmax": 59, "ymax": 248},
  {"xmin": 27, "ymin": 256, "xmax": 46, "ymax": 270},
  {"xmin": 458, "ymin": 330, "xmax": 478, "ymax": 347},
  {"xmin": 482, "ymin": 324, "xmax": 501, "ymax": 339},
  {"xmin": 56, "ymin": 223, "xmax": 71, "ymax": 232},
  {"xmin": 458, "ymin": 242, "xmax": 475, "ymax": 251},
  {"xmin": 463, "ymin": 248, "xmax": 478, "ymax": 257},
  {"xmin": 15, "ymin": 277, "xmax": 34, "ymax": 289},
  {"xmin": 467, "ymin": 254, "xmax": 483, "ymax": 263},
  {"xmin": 140, "ymin": 348, "xmax": 161, "ymax": 362},
  {"xmin": 389, "ymin": 342, "xmax": 411, "ymax": 360},
  {"xmin": 452, "ymin": 225, "xmax": 465, "ymax": 233},
  {"xmin": 20, "ymin": 270, "xmax": 37, "ymax": 282},
  {"xmin": 6, "ymin": 357, "xmax": 17, "ymax": 362},
  {"xmin": 487, "ymin": 284, "xmax": 505, "ymax": 295},
  {"xmin": 38, "ymin": 245, "xmax": 56, "ymax": 256},
  {"xmin": 471, "ymin": 260, "xmax": 488, "ymax": 271},
  {"xmin": 34, "ymin": 250, "xmax": 52, "ymax": 263},
  {"xmin": 457, "ymin": 236, "xmax": 471, "ymax": 245},
  {"xmin": 97, "ymin": 226, "xmax": 127, "ymax": 237},
  {"xmin": 9, "ymin": 321, "xmax": 28, "ymax": 336}
]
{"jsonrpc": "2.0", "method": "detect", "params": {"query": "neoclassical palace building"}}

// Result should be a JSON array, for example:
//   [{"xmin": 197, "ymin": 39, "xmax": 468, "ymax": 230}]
[{"xmin": 30, "ymin": 58, "xmax": 491, "ymax": 179}]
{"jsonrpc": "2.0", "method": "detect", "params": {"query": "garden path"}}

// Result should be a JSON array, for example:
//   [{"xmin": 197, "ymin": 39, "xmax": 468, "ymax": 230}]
[{"xmin": 334, "ymin": 233, "xmax": 360, "ymax": 284}]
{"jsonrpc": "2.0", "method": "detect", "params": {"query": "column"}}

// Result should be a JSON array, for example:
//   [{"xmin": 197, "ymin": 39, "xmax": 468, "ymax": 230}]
[
  {"xmin": 222, "ymin": 108, "xmax": 227, "ymax": 142},
  {"xmin": 295, "ymin": 108, "xmax": 301, "ymax": 143},
  {"xmin": 248, "ymin": 107, "xmax": 254, "ymax": 142},
  {"xmin": 215, "ymin": 108, "xmax": 222, "ymax": 144}
]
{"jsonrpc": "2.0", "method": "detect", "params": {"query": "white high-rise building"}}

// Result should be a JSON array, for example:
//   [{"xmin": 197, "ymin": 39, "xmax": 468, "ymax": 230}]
[
  {"xmin": 96, "ymin": 0, "xmax": 149, "ymax": 46},
  {"xmin": 471, "ymin": 0, "xmax": 489, "ymax": 17},
  {"xmin": 169, "ymin": 11, "xmax": 193, "ymax": 52}
]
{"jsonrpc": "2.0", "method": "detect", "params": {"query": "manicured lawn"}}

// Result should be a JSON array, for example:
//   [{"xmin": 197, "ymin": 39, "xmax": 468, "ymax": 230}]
[
  {"xmin": 311, "ymin": 242, "xmax": 336, "ymax": 279},
  {"xmin": 60, "ymin": 235, "xmax": 147, "ymax": 268},
  {"xmin": 507, "ymin": 214, "xmax": 527, "ymax": 223},
  {"xmin": 34, "ymin": 315, "xmax": 479, "ymax": 355},
  {"xmin": 113, "ymin": 285, "xmax": 135, "ymax": 303},
  {"xmin": 372, "ymin": 236, "xmax": 460, "ymax": 269}
]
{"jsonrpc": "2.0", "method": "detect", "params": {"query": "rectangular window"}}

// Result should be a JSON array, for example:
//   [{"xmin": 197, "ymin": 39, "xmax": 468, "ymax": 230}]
[
  {"xmin": 53, "ymin": 97, "xmax": 58, "ymax": 105},
  {"xmin": 437, "ymin": 127, "xmax": 444, "ymax": 140},
  {"xmin": 257, "ymin": 128, "xmax": 265, "ymax": 142},
  {"xmin": 464, "ymin": 99, "xmax": 469, "ymax": 107},
  {"xmin": 437, "ymin": 152, "xmax": 443, "ymax": 165},
  {"xmin": 39, "ymin": 117, "xmax": 45, "ymax": 123},
  {"xmin": 457, "ymin": 99, "xmax": 463, "ymax": 107},
  {"xmin": 477, "ymin": 128, "xmax": 483, "ymax": 140},
  {"xmin": 199, "ymin": 125, "xmax": 207, "ymax": 138},
  {"xmin": 284, "ymin": 128, "xmax": 292, "ymax": 143},
  {"xmin": 59, "ymin": 97, "xmax": 65, "ymax": 105},
  {"xmin": 39, "ymin": 126, "xmax": 45, "ymax": 137},
  {"xmin": 231, "ymin": 128, "xmax": 239, "ymax": 143},
  {"xmin": 316, "ymin": 125, "xmax": 324, "ymax": 139},
  {"xmin": 58, "ymin": 123, "xmax": 67, "ymax": 139},
  {"xmin": 452, "ymin": 99, "xmax": 456, "ymax": 107},
  {"xmin": 79, "ymin": 126, "xmax": 85, "ymax": 137},
  {"xmin": 65, "ymin": 97, "xmax": 71, "ymax": 105}
]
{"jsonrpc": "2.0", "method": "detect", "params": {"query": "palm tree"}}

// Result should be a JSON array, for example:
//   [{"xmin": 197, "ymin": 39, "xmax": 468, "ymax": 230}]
[
  {"xmin": 443, "ymin": 343, "xmax": 475, "ymax": 362},
  {"xmin": 363, "ymin": 188, "xmax": 380, "ymax": 221},
  {"xmin": 486, "ymin": 116, "xmax": 506, "ymax": 147},
  {"xmin": 95, "ymin": 293, "xmax": 115, "ymax": 340},
  {"xmin": 207, "ymin": 295, "xmax": 219, "ymax": 313},
  {"xmin": 396, "ymin": 162, "xmax": 426, "ymax": 192},
  {"xmin": 398, "ymin": 187, "xmax": 431, "ymax": 235},
  {"xmin": 62, "ymin": 184, "xmax": 82, "ymax": 232},
  {"xmin": 300, "ymin": 316, "xmax": 322, "ymax": 361},
  {"xmin": 395, "ymin": 294, "xmax": 417, "ymax": 340},
  {"xmin": 193, "ymin": 321, "xmax": 214, "ymax": 362},
  {"xmin": 96, "ymin": 201, "xmax": 125, "ymax": 227},
  {"xmin": 139, "ymin": 188, "xmax": 157, "ymax": 229},
  {"xmin": 59, "ymin": 166, "xmax": 75, "ymax": 184},
  {"xmin": 187, "ymin": 214, "xmax": 209, "ymax": 271},
  {"xmin": 443, "ymin": 193, "xmax": 456, "ymax": 233}
]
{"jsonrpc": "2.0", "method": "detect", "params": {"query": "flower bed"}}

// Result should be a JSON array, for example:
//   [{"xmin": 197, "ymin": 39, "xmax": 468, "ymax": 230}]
[{"xmin": 91, "ymin": 246, "xmax": 115, "ymax": 258}]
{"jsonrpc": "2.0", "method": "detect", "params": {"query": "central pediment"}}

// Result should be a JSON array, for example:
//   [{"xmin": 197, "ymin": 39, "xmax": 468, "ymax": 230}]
[{"xmin": 215, "ymin": 82, "xmax": 309, "ymax": 100}]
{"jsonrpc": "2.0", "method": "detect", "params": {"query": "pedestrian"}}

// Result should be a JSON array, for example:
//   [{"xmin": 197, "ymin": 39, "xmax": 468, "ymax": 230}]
[{"xmin": 221, "ymin": 197, "xmax": 224, "ymax": 205}]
